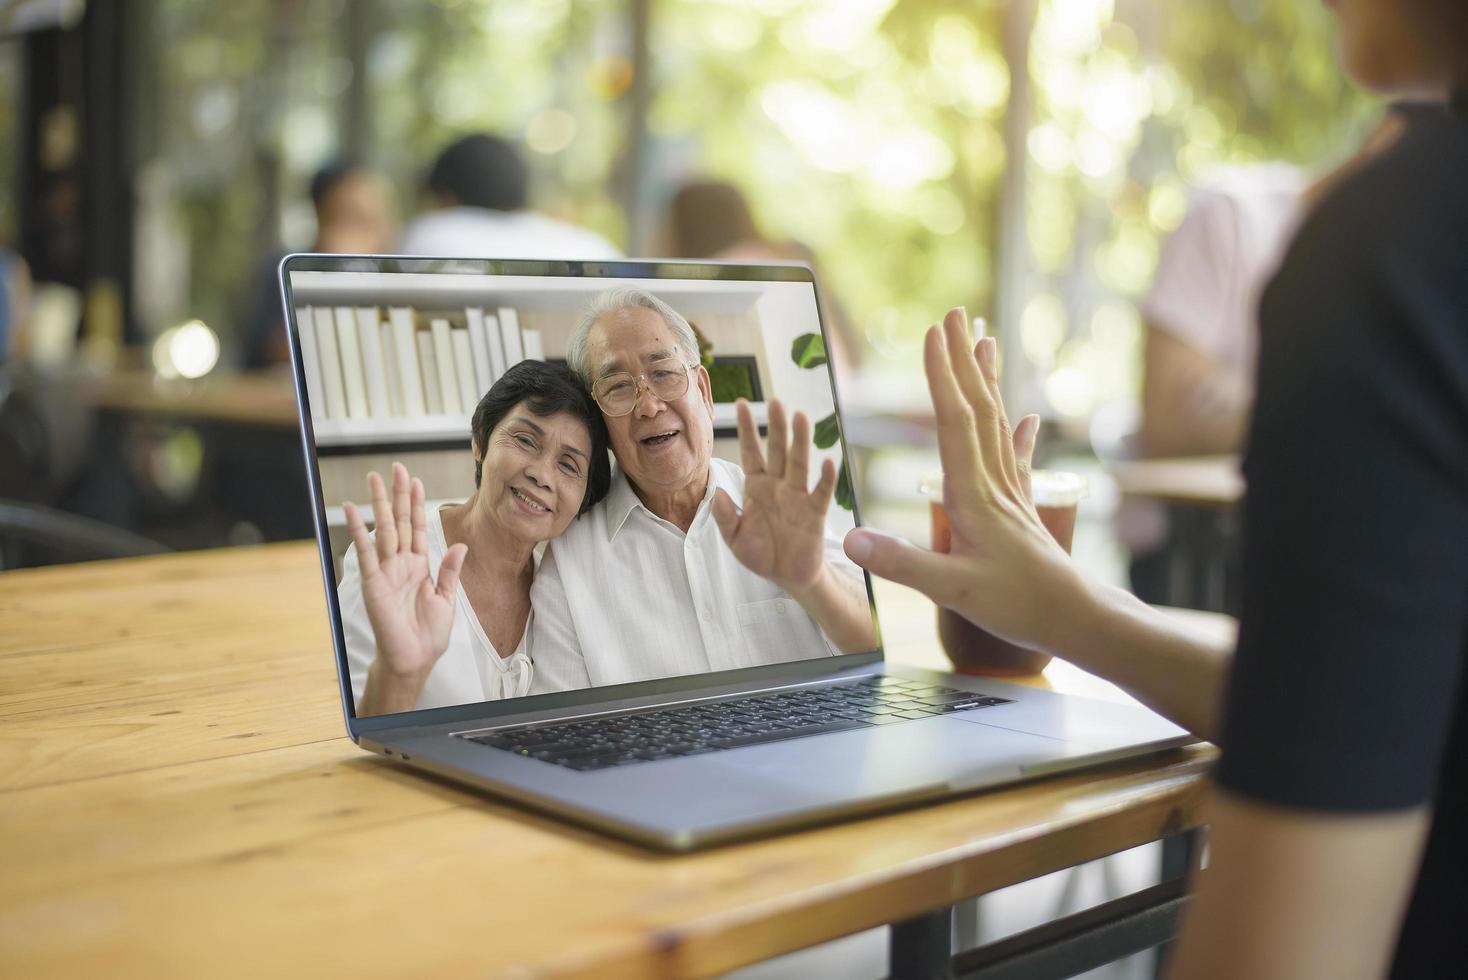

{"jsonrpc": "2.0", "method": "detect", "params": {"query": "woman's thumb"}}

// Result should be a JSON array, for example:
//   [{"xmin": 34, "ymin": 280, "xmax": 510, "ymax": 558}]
[{"xmin": 844, "ymin": 528, "xmax": 958, "ymax": 606}]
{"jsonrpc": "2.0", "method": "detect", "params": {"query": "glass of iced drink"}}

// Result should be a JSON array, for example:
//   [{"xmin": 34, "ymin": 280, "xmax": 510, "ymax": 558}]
[{"xmin": 919, "ymin": 469, "xmax": 1088, "ymax": 676}]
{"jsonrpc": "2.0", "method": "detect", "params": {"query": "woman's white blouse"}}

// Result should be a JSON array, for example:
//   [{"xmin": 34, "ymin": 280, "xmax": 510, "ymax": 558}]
[{"xmin": 338, "ymin": 506, "xmax": 534, "ymax": 712}]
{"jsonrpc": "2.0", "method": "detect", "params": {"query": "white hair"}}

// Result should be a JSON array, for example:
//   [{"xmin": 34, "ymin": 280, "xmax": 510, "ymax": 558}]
[{"xmin": 566, "ymin": 287, "xmax": 700, "ymax": 386}]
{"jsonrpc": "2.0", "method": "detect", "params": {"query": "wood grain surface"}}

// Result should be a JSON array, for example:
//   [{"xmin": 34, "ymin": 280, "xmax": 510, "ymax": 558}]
[{"xmin": 0, "ymin": 542, "xmax": 1221, "ymax": 979}]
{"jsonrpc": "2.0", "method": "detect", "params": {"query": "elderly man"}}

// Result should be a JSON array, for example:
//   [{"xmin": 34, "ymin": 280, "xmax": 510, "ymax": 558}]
[{"xmin": 529, "ymin": 287, "xmax": 877, "ymax": 693}]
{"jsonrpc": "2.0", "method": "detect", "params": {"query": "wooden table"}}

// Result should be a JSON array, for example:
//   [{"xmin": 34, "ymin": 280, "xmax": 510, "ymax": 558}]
[
  {"xmin": 1108, "ymin": 455, "xmax": 1243, "ymax": 509},
  {"xmin": 77, "ymin": 368, "xmax": 300, "ymax": 429},
  {"xmin": 0, "ymin": 544, "xmax": 1225, "ymax": 979}
]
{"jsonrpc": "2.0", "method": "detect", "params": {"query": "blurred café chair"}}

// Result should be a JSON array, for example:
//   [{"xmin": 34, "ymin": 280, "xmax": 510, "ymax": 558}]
[
  {"xmin": 0, "ymin": 498, "xmax": 168, "ymax": 569},
  {"xmin": 0, "ymin": 367, "xmax": 161, "ymax": 567},
  {"xmin": 0, "ymin": 366, "xmax": 95, "ymax": 504}
]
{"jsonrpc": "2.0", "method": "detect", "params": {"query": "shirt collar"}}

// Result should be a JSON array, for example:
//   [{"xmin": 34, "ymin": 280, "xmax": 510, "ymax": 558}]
[
  {"xmin": 604, "ymin": 465, "xmax": 643, "ymax": 542},
  {"xmin": 603, "ymin": 458, "xmax": 738, "ymax": 542}
]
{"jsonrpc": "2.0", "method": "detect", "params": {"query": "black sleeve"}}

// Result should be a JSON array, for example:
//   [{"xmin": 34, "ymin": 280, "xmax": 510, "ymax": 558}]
[{"xmin": 1214, "ymin": 162, "xmax": 1468, "ymax": 812}]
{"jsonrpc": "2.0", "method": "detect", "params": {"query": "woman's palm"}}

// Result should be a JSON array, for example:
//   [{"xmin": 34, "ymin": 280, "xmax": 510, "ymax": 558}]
[
  {"xmin": 360, "ymin": 545, "xmax": 455, "ymax": 679},
  {"xmin": 344, "ymin": 463, "xmax": 468, "ymax": 687}
]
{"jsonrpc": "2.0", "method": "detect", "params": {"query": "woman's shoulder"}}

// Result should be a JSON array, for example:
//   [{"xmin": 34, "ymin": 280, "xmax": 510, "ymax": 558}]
[{"xmin": 1294, "ymin": 112, "xmax": 1468, "ymax": 265}]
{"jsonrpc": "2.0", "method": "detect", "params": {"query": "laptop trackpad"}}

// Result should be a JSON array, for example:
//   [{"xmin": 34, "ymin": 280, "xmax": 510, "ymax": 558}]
[{"xmin": 704, "ymin": 716, "xmax": 1068, "ymax": 799}]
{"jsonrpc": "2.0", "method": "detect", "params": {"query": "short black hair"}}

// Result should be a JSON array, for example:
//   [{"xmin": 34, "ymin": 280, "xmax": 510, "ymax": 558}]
[
  {"xmin": 310, "ymin": 160, "xmax": 362, "ymax": 213},
  {"xmin": 470, "ymin": 360, "xmax": 610, "ymax": 516},
  {"xmin": 427, "ymin": 134, "xmax": 528, "ymax": 212}
]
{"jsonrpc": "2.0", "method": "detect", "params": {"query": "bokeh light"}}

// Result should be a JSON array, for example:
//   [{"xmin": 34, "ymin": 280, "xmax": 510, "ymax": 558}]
[{"xmin": 152, "ymin": 320, "xmax": 220, "ymax": 380}]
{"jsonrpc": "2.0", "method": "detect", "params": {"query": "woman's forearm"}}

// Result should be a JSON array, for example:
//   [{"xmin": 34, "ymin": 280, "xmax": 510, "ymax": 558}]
[
  {"xmin": 359, "ymin": 659, "xmax": 431, "ymax": 716},
  {"xmin": 1049, "ymin": 580, "xmax": 1234, "ymax": 741}
]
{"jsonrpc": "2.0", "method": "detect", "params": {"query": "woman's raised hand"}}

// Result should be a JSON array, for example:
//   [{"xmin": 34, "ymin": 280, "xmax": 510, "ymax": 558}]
[
  {"xmin": 344, "ymin": 462, "xmax": 468, "ymax": 706},
  {"xmin": 843, "ymin": 307, "xmax": 1090, "ymax": 654}
]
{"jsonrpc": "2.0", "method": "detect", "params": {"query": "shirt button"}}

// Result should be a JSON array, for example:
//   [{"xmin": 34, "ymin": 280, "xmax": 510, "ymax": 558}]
[
  {"xmin": 701, "ymin": 609, "xmax": 713, "ymax": 622},
  {"xmin": 775, "ymin": 600, "xmax": 787, "ymax": 615}
]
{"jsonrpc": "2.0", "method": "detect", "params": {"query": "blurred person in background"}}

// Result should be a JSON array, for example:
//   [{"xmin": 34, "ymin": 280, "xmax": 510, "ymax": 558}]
[
  {"xmin": 1119, "ymin": 162, "xmax": 1307, "ymax": 601},
  {"xmin": 845, "ymin": 0, "xmax": 1468, "ymax": 975},
  {"xmin": 1123, "ymin": 106, "xmax": 1418, "ymax": 602},
  {"xmin": 398, "ymin": 133, "xmax": 619, "ymax": 260},
  {"xmin": 665, "ymin": 179, "xmax": 860, "ymax": 377},
  {"xmin": 306, "ymin": 161, "xmax": 398, "ymax": 255},
  {"xmin": 239, "ymin": 161, "xmax": 397, "ymax": 369}
]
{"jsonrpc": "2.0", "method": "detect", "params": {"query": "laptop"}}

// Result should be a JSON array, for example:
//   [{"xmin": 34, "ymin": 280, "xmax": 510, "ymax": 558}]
[{"xmin": 280, "ymin": 254, "xmax": 1192, "ymax": 851}]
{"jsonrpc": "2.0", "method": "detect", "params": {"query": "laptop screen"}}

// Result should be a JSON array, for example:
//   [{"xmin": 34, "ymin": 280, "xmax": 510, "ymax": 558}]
[{"xmin": 282, "ymin": 257, "xmax": 879, "ymax": 725}]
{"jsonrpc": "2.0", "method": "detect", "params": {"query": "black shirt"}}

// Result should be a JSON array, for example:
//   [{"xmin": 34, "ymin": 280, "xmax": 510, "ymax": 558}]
[{"xmin": 1215, "ymin": 104, "xmax": 1468, "ymax": 976}]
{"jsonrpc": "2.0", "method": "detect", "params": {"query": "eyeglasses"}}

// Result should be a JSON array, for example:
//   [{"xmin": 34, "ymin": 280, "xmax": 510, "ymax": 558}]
[{"xmin": 591, "ymin": 357, "xmax": 695, "ymax": 417}]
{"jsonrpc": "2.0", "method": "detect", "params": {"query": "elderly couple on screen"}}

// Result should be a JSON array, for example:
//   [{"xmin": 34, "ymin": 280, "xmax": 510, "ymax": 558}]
[{"xmin": 338, "ymin": 287, "xmax": 876, "ymax": 716}]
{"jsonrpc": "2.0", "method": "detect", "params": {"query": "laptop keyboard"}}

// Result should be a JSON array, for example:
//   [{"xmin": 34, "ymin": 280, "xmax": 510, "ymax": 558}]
[{"xmin": 459, "ymin": 676, "xmax": 1013, "ymax": 772}]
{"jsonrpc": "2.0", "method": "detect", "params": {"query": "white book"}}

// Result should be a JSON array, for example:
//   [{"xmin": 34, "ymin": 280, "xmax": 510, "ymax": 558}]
[
  {"xmin": 498, "ymin": 307, "xmax": 524, "ymax": 367},
  {"xmin": 311, "ymin": 307, "xmax": 349, "ymax": 420},
  {"xmin": 417, "ymin": 331, "xmax": 444, "ymax": 414},
  {"xmin": 355, "ymin": 308, "xmax": 392, "ymax": 419},
  {"xmin": 388, "ymin": 308, "xmax": 426, "ymax": 417},
  {"xmin": 333, "ymin": 307, "xmax": 370, "ymax": 420},
  {"xmin": 521, "ymin": 328, "xmax": 545, "ymax": 361},
  {"xmin": 464, "ymin": 307, "xmax": 494, "ymax": 394},
  {"xmin": 451, "ymin": 329, "xmax": 478, "ymax": 415},
  {"xmin": 294, "ymin": 306, "xmax": 327, "ymax": 422},
  {"xmin": 484, "ymin": 312, "xmax": 506, "ymax": 382},
  {"xmin": 429, "ymin": 318, "xmax": 461, "ymax": 415},
  {"xmin": 378, "ymin": 320, "xmax": 399, "ymax": 416}
]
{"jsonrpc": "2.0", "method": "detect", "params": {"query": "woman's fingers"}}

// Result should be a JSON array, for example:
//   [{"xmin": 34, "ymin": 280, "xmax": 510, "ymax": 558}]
[
  {"xmin": 923, "ymin": 325, "xmax": 984, "ymax": 507},
  {"xmin": 1014, "ymin": 414, "xmax": 1041, "ymax": 503},
  {"xmin": 943, "ymin": 310, "xmax": 1015, "ymax": 492},
  {"xmin": 344, "ymin": 501, "xmax": 379, "ymax": 577},
  {"xmin": 435, "ymin": 542, "xmax": 468, "ymax": 601},
  {"xmin": 368, "ymin": 471, "xmax": 396, "ymax": 560},
  {"xmin": 942, "ymin": 308, "xmax": 997, "ymax": 449},
  {"xmin": 411, "ymin": 477, "xmax": 429, "ymax": 556},
  {"xmin": 973, "ymin": 334, "xmax": 1022, "ymax": 492},
  {"xmin": 735, "ymin": 398, "xmax": 766, "ymax": 476},
  {"xmin": 392, "ymin": 462, "xmax": 413, "ymax": 556}
]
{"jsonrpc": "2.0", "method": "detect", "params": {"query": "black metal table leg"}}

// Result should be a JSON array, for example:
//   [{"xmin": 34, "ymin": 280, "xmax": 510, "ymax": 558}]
[
  {"xmin": 890, "ymin": 906, "xmax": 954, "ymax": 980},
  {"xmin": 1153, "ymin": 829, "xmax": 1202, "ymax": 978}
]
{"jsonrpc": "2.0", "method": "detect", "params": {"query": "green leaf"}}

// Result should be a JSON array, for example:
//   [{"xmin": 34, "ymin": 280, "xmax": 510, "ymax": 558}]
[
  {"xmin": 835, "ymin": 457, "xmax": 854, "ymax": 511},
  {"xmin": 791, "ymin": 333, "xmax": 827, "ymax": 369},
  {"xmin": 707, "ymin": 362, "xmax": 755, "ymax": 402},
  {"xmin": 813, "ymin": 412, "xmax": 841, "ymax": 450}
]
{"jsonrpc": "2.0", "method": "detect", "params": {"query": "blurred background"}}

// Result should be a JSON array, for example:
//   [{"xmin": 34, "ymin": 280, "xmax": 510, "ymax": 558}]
[{"xmin": 0, "ymin": 0, "xmax": 1372, "ymax": 582}]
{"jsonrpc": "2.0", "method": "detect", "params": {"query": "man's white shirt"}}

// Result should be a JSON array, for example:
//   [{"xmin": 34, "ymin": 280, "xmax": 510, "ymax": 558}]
[
  {"xmin": 398, "ymin": 207, "xmax": 621, "ymax": 260},
  {"xmin": 529, "ymin": 457, "xmax": 866, "ymax": 693}
]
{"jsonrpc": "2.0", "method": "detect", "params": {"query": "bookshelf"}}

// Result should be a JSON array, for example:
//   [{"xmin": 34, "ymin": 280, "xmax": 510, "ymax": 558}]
[{"xmin": 289, "ymin": 274, "xmax": 773, "ymax": 455}]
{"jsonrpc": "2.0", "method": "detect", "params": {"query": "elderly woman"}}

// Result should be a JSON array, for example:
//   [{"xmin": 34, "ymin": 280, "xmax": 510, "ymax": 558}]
[{"xmin": 339, "ymin": 360, "xmax": 610, "ymax": 716}]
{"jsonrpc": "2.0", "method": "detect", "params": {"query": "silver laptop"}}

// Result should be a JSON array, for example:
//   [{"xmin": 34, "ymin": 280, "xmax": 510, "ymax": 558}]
[{"xmin": 280, "ymin": 254, "xmax": 1191, "ymax": 851}]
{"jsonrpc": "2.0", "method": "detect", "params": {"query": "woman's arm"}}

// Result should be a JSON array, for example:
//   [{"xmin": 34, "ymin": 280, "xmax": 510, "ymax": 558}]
[
  {"xmin": 345, "ymin": 463, "xmax": 466, "ymax": 717},
  {"xmin": 1139, "ymin": 327, "xmax": 1252, "ymax": 458},
  {"xmin": 1169, "ymin": 791, "xmax": 1431, "ymax": 980}
]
